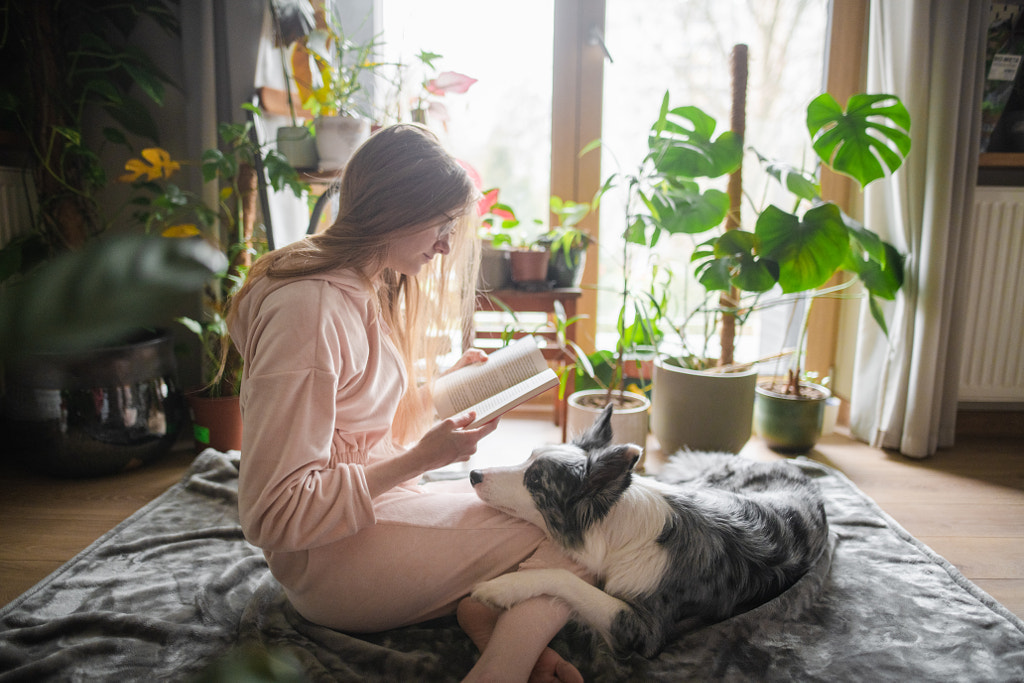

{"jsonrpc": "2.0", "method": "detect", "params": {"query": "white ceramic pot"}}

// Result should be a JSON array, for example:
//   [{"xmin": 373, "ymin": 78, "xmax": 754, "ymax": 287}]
[
  {"xmin": 276, "ymin": 125, "xmax": 318, "ymax": 169},
  {"xmin": 566, "ymin": 389, "xmax": 650, "ymax": 449},
  {"xmin": 314, "ymin": 115, "xmax": 370, "ymax": 170}
]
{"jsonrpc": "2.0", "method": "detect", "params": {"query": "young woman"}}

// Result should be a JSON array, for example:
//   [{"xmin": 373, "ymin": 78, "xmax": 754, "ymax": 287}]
[{"xmin": 227, "ymin": 123, "xmax": 587, "ymax": 682}]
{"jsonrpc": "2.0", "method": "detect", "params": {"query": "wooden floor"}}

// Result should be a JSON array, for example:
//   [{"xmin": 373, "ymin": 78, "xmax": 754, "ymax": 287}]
[{"xmin": 2, "ymin": 412, "xmax": 1022, "ymax": 621}]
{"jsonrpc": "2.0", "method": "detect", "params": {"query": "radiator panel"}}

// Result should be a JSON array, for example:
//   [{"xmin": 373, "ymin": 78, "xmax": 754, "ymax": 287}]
[{"xmin": 959, "ymin": 187, "xmax": 1024, "ymax": 402}]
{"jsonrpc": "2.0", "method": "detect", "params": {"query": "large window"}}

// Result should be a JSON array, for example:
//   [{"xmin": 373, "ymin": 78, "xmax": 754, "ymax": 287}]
[
  {"xmin": 596, "ymin": 0, "xmax": 829, "ymax": 365},
  {"xmin": 379, "ymin": 0, "xmax": 829, "ymax": 369},
  {"xmin": 379, "ymin": 1, "xmax": 555, "ymax": 230}
]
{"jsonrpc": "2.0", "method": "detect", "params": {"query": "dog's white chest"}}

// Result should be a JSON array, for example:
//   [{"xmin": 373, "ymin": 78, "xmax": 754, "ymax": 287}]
[{"xmin": 576, "ymin": 482, "xmax": 672, "ymax": 598}]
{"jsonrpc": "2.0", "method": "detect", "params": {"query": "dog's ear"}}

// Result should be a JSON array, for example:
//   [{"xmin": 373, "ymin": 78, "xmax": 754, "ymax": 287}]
[
  {"xmin": 584, "ymin": 443, "xmax": 642, "ymax": 494},
  {"xmin": 572, "ymin": 403, "xmax": 615, "ymax": 451}
]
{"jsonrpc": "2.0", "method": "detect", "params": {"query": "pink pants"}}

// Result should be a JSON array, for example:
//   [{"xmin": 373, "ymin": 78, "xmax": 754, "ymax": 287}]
[{"xmin": 270, "ymin": 478, "xmax": 581, "ymax": 632}]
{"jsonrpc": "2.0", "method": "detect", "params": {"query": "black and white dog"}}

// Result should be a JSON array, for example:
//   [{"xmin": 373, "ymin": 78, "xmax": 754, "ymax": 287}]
[{"xmin": 469, "ymin": 405, "xmax": 829, "ymax": 657}]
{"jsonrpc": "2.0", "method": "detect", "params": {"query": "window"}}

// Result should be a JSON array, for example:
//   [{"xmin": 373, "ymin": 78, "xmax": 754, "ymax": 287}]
[
  {"xmin": 595, "ymin": 0, "xmax": 829, "ymax": 366},
  {"xmin": 379, "ymin": 0, "xmax": 555, "ymax": 229}
]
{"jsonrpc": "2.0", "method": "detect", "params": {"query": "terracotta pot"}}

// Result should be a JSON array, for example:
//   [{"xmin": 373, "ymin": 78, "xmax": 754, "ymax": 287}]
[
  {"xmin": 509, "ymin": 248, "xmax": 550, "ymax": 285},
  {"xmin": 185, "ymin": 391, "xmax": 242, "ymax": 453}
]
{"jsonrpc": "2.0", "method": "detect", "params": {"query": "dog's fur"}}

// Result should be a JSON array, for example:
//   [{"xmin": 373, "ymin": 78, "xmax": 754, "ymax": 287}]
[{"xmin": 469, "ymin": 405, "xmax": 829, "ymax": 657}]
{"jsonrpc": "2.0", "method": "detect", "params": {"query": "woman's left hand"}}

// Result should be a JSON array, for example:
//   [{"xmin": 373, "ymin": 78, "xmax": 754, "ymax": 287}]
[{"xmin": 443, "ymin": 348, "xmax": 488, "ymax": 376}]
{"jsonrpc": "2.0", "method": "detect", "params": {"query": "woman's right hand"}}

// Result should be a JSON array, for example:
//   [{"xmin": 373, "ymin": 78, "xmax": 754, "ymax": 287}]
[
  {"xmin": 364, "ymin": 412, "xmax": 499, "ymax": 498},
  {"xmin": 410, "ymin": 412, "xmax": 500, "ymax": 472}
]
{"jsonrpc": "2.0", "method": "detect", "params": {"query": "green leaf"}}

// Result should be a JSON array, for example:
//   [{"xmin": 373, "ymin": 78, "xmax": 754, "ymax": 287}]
[
  {"xmin": 756, "ymin": 203, "xmax": 849, "ymax": 293},
  {"xmin": 759, "ymin": 155, "xmax": 821, "ymax": 201},
  {"xmin": 853, "ymin": 241, "xmax": 904, "ymax": 300},
  {"xmin": 868, "ymin": 295, "xmax": 890, "ymax": 337},
  {"xmin": 0, "ymin": 236, "xmax": 227, "ymax": 359},
  {"xmin": 102, "ymin": 97, "xmax": 161, "ymax": 144},
  {"xmin": 696, "ymin": 257, "xmax": 733, "ymax": 291},
  {"xmin": 649, "ymin": 183, "xmax": 730, "ymax": 235},
  {"xmin": 624, "ymin": 217, "xmax": 647, "ymax": 245},
  {"xmin": 648, "ymin": 106, "xmax": 742, "ymax": 179},
  {"xmin": 807, "ymin": 93, "xmax": 912, "ymax": 188}
]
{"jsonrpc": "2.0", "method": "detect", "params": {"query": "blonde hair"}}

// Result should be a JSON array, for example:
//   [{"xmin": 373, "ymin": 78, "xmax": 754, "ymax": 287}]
[{"xmin": 232, "ymin": 123, "xmax": 480, "ymax": 442}]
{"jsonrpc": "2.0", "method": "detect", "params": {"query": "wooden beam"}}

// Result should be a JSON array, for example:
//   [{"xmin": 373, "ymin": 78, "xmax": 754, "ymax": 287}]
[
  {"xmin": 805, "ymin": 0, "xmax": 869, "ymax": 388},
  {"xmin": 550, "ymin": 0, "xmax": 605, "ymax": 353}
]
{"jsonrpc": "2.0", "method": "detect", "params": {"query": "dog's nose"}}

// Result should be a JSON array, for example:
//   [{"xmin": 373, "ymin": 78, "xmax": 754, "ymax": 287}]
[{"xmin": 469, "ymin": 470, "xmax": 483, "ymax": 486}]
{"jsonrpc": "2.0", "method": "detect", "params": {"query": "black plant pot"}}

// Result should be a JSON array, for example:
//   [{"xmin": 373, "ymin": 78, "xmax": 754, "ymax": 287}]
[
  {"xmin": 1, "ymin": 329, "xmax": 187, "ymax": 477},
  {"xmin": 547, "ymin": 248, "xmax": 586, "ymax": 288}
]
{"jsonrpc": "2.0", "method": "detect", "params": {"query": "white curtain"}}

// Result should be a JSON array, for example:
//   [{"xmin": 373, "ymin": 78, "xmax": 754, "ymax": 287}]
[{"xmin": 849, "ymin": 0, "xmax": 988, "ymax": 458}]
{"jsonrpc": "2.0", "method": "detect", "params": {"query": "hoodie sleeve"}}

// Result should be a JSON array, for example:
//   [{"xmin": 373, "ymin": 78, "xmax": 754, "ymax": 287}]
[{"xmin": 232, "ymin": 278, "xmax": 404, "ymax": 552}]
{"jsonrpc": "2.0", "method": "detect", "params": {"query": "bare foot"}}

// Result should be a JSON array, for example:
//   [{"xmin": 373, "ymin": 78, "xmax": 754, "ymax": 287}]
[{"xmin": 528, "ymin": 647, "xmax": 583, "ymax": 683}]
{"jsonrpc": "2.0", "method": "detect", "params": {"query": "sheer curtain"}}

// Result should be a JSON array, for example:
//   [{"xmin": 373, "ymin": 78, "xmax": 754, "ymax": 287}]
[{"xmin": 849, "ymin": 0, "xmax": 988, "ymax": 458}]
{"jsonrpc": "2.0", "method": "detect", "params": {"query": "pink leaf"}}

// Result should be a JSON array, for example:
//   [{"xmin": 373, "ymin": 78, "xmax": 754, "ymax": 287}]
[{"xmin": 425, "ymin": 71, "xmax": 478, "ymax": 96}]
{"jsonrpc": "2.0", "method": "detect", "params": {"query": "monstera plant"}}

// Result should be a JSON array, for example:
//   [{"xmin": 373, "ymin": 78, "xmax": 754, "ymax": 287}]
[{"xmin": 631, "ymin": 91, "xmax": 911, "ymax": 453}]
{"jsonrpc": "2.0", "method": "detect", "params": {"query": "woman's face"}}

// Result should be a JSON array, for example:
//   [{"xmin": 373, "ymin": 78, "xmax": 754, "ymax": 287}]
[{"xmin": 384, "ymin": 216, "xmax": 457, "ymax": 277}]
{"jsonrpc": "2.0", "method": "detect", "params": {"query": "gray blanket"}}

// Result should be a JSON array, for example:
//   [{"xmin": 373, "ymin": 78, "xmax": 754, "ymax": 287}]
[{"xmin": 1, "ymin": 449, "xmax": 1022, "ymax": 682}]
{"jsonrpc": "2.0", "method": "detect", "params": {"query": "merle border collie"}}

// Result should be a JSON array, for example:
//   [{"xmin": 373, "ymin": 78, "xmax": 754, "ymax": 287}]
[{"xmin": 469, "ymin": 404, "xmax": 829, "ymax": 657}]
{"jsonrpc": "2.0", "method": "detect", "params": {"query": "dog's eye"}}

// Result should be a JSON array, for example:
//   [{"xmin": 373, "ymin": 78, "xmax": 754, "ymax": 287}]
[{"xmin": 523, "ymin": 468, "xmax": 540, "ymax": 489}]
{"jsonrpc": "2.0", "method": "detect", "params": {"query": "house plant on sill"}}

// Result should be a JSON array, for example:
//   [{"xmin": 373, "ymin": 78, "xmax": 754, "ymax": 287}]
[
  {"xmin": 292, "ymin": 8, "xmax": 379, "ymax": 170},
  {"xmin": 639, "ymin": 90, "xmax": 911, "ymax": 454},
  {"xmin": 120, "ymin": 108, "xmax": 307, "ymax": 452},
  {"xmin": 537, "ymin": 196, "xmax": 593, "ymax": 289},
  {"xmin": 266, "ymin": 0, "xmax": 318, "ymax": 170},
  {"xmin": 478, "ymin": 190, "xmax": 552, "ymax": 290}
]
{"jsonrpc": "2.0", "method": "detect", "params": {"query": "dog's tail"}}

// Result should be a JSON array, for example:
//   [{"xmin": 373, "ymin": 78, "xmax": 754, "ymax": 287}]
[{"xmin": 655, "ymin": 450, "xmax": 741, "ymax": 484}]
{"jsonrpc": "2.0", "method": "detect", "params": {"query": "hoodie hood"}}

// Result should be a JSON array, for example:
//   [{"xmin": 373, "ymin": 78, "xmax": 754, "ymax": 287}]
[{"xmin": 228, "ymin": 265, "xmax": 374, "ymax": 363}]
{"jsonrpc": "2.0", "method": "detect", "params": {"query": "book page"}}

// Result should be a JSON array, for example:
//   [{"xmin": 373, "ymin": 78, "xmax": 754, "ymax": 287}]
[
  {"xmin": 455, "ymin": 369, "xmax": 559, "ymax": 428},
  {"xmin": 434, "ymin": 336, "xmax": 551, "ymax": 418}
]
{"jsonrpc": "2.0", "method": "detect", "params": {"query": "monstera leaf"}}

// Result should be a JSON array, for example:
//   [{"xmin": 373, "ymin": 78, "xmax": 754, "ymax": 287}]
[
  {"xmin": 649, "ymin": 93, "xmax": 743, "ymax": 180},
  {"xmin": 755, "ymin": 203, "xmax": 850, "ymax": 293},
  {"xmin": 807, "ymin": 93, "xmax": 912, "ymax": 188}
]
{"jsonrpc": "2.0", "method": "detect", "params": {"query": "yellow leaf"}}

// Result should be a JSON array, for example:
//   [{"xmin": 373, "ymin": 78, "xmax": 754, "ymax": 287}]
[
  {"xmin": 162, "ymin": 224, "xmax": 201, "ymax": 238},
  {"xmin": 219, "ymin": 187, "xmax": 233, "ymax": 200},
  {"xmin": 120, "ymin": 147, "xmax": 181, "ymax": 182}
]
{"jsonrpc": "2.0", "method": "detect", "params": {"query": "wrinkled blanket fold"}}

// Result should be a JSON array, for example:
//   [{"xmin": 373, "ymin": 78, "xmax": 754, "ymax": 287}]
[{"xmin": 1, "ymin": 449, "xmax": 1022, "ymax": 682}]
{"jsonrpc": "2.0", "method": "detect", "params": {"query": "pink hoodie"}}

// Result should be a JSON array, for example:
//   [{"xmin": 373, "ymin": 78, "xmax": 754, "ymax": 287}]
[{"xmin": 228, "ymin": 267, "xmax": 405, "ymax": 553}]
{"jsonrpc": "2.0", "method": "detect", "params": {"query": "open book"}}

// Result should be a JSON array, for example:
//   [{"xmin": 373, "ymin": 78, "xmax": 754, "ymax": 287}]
[{"xmin": 434, "ymin": 336, "xmax": 559, "ymax": 428}]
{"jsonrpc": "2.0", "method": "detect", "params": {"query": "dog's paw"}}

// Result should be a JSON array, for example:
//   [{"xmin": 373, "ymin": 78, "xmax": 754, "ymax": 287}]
[{"xmin": 471, "ymin": 573, "xmax": 541, "ymax": 610}]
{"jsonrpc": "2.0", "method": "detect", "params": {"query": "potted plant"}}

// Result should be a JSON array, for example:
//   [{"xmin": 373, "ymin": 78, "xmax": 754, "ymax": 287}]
[
  {"xmin": 0, "ymin": 0, "xmax": 178, "ymax": 275},
  {"xmin": 120, "ymin": 107, "xmax": 307, "ymax": 451},
  {"xmin": 406, "ymin": 50, "xmax": 477, "ymax": 128},
  {"xmin": 638, "ymin": 91, "xmax": 911, "ymax": 454},
  {"xmin": 267, "ymin": 0, "xmax": 319, "ymax": 169},
  {"xmin": 478, "ymin": 190, "xmax": 551, "ymax": 289},
  {"xmin": 548, "ymin": 169, "xmax": 669, "ymax": 450},
  {"xmin": 0, "ymin": 1, "xmax": 203, "ymax": 476},
  {"xmin": 293, "ymin": 8, "xmax": 378, "ymax": 170},
  {"xmin": 538, "ymin": 196, "xmax": 593, "ymax": 288}
]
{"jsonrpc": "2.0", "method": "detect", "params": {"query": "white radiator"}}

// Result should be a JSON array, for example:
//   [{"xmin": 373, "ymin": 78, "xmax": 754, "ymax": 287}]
[
  {"xmin": 0, "ymin": 166, "xmax": 34, "ymax": 248},
  {"xmin": 958, "ymin": 186, "xmax": 1024, "ymax": 402}
]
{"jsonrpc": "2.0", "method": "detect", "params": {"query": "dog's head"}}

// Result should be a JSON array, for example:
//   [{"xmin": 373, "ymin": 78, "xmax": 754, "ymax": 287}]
[{"xmin": 469, "ymin": 404, "xmax": 643, "ymax": 549}]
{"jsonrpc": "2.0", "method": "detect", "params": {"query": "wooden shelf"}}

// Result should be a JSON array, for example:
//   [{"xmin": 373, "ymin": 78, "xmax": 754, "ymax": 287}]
[{"xmin": 979, "ymin": 152, "xmax": 1024, "ymax": 168}]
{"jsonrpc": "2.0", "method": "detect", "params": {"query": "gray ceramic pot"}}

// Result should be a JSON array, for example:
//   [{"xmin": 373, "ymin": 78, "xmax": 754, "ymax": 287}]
[{"xmin": 650, "ymin": 358, "xmax": 757, "ymax": 454}]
